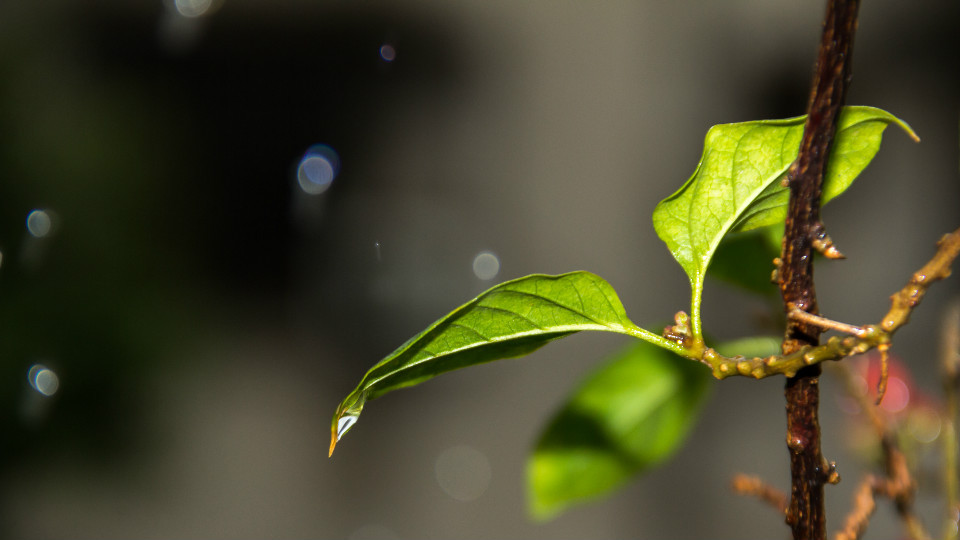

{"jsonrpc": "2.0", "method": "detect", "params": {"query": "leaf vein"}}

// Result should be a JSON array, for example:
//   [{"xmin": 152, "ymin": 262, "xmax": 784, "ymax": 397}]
[
  {"xmin": 496, "ymin": 289, "xmax": 608, "ymax": 327},
  {"xmin": 450, "ymin": 322, "xmax": 492, "ymax": 342},
  {"xmin": 474, "ymin": 304, "xmax": 546, "ymax": 331}
]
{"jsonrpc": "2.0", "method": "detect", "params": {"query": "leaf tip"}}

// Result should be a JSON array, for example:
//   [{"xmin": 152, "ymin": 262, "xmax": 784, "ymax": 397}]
[
  {"xmin": 903, "ymin": 124, "xmax": 921, "ymax": 143},
  {"xmin": 891, "ymin": 114, "xmax": 921, "ymax": 143},
  {"xmin": 329, "ymin": 433, "xmax": 337, "ymax": 457}
]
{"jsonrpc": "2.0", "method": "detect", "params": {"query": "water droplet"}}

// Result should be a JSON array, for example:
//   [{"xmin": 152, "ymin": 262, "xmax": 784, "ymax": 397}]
[
  {"xmin": 472, "ymin": 251, "xmax": 500, "ymax": 280},
  {"xmin": 787, "ymin": 433, "xmax": 807, "ymax": 453},
  {"xmin": 26, "ymin": 209, "xmax": 54, "ymax": 238},
  {"xmin": 337, "ymin": 414, "xmax": 358, "ymax": 441},
  {"xmin": 379, "ymin": 44, "xmax": 396, "ymax": 62},
  {"xmin": 297, "ymin": 144, "xmax": 340, "ymax": 195},
  {"xmin": 374, "ymin": 241, "xmax": 382, "ymax": 262},
  {"xmin": 434, "ymin": 444, "xmax": 492, "ymax": 501},
  {"xmin": 27, "ymin": 364, "xmax": 60, "ymax": 397}
]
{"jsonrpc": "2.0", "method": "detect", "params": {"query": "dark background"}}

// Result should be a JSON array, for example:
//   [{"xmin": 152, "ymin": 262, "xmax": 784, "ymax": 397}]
[{"xmin": 1, "ymin": 1, "xmax": 957, "ymax": 538}]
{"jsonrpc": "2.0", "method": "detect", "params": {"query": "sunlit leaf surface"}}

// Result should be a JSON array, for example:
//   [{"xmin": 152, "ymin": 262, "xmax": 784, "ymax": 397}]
[
  {"xmin": 329, "ymin": 272, "xmax": 649, "ymax": 456},
  {"xmin": 652, "ymin": 106, "xmax": 916, "ymax": 335}
]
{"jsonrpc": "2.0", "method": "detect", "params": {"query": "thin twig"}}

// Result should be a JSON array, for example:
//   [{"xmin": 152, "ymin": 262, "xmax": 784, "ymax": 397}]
[
  {"xmin": 836, "ymin": 475, "xmax": 879, "ymax": 540},
  {"xmin": 834, "ymin": 443, "xmax": 931, "ymax": 540},
  {"xmin": 833, "ymin": 362, "xmax": 933, "ymax": 540},
  {"xmin": 697, "ymin": 227, "xmax": 960, "ymax": 380},
  {"xmin": 731, "ymin": 474, "xmax": 789, "ymax": 515},
  {"xmin": 875, "ymin": 346, "xmax": 889, "ymax": 406},
  {"xmin": 833, "ymin": 361, "xmax": 886, "ymax": 440},
  {"xmin": 788, "ymin": 307, "xmax": 868, "ymax": 337}
]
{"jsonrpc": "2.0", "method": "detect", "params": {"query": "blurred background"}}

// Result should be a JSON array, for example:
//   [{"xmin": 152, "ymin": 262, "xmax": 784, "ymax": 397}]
[{"xmin": 0, "ymin": 0, "xmax": 957, "ymax": 538}]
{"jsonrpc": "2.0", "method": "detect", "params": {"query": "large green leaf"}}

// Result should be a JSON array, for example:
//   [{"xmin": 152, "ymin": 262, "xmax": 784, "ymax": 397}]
[
  {"xmin": 329, "ymin": 271, "xmax": 669, "ymax": 456},
  {"xmin": 527, "ymin": 335, "xmax": 778, "ymax": 520},
  {"xmin": 652, "ymin": 106, "xmax": 917, "ymax": 338},
  {"xmin": 527, "ymin": 340, "xmax": 711, "ymax": 520}
]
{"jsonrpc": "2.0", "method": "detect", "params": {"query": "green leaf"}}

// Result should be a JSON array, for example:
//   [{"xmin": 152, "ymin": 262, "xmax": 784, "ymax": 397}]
[
  {"xmin": 707, "ymin": 225, "xmax": 782, "ymax": 297},
  {"xmin": 329, "ymin": 271, "xmax": 671, "ymax": 456},
  {"xmin": 652, "ymin": 106, "xmax": 917, "ymax": 338},
  {"xmin": 527, "ymin": 340, "xmax": 710, "ymax": 520},
  {"xmin": 712, "ymin": 335, "xmax": 781, "ymax": 358},
  {"xmin": 526, "ymin": 334, "xmax": 778, "ymax": 520}
]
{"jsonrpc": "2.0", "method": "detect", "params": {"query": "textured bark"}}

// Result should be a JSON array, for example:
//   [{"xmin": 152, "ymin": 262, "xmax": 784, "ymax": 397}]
[{"xmin": 779, "ymin": 0, "xmax": 861, "ymax": 539}]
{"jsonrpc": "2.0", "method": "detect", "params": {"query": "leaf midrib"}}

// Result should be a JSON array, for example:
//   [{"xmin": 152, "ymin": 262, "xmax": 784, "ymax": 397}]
[
  {"xmin": 361, "ymin": 291, "xmax": 633, "ymax": 390},
  {"xmin": 690, "ymin": 132, "xmax": 793, "ymax": 281}
]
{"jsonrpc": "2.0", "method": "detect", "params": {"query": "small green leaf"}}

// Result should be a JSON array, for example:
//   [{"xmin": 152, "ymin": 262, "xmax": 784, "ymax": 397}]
[
  {"xmin": 712, "ymin": 335, "xmax": 781, "ymax": 358},
  {"xmin": 329, "ymin": 272, "xmax": 671, "ymax": 456},
  {"xmin": 652, "ymin": 106, "xmax": 917, "ymax": 337},
  {"xmin": 527, "ymin": 340, "xmax": 711, "ymax": 520}
]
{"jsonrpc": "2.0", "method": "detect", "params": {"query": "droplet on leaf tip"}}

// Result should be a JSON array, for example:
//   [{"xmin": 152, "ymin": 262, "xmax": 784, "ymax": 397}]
[
  {"xmin": 330, "ymin": 414, "xmax": 359, "ymax": 457},
  {"xmin": 337, "ymin": 414, "xmax": 358, "ymax": 439}
]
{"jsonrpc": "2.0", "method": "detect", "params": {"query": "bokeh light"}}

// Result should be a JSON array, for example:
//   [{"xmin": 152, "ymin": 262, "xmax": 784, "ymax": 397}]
[
  {"xmin": 27, "ymin": 364, "xmax": 60, "ymax": 397},
  {"xmin": 379, "ymin": 44, "xmax": 396, "ymax": 62},
  {"xmin": 472, "ymin": 251, "xmax": 500, "ymax": 280},
  {"xmin": 26, "ymin": 209, "xmax": 53, "ymax": 238},
  {"xmin": 174, "ymin": 0, "xmax": 216, "ymax": 18},
  {"xmin": 879, "ymin": 376, "xmax": 910, "ymax": 414},
  {"xmin": 296, "ymin": 144, "xmax": 340, "ymax": 195},
  {"xmin": 434, "ymin": 444, "xmax": 492, "ymax": 502},
  {"xmin": 906, "ymin": 404, "xmax": 941, "ymax": 443}
]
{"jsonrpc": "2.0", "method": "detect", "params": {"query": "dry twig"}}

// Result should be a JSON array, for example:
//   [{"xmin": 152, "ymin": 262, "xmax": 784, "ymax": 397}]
[
  {"xmin": 731, "ymin": 474, "xmax": 789, "ymax": 515},
  {"xmin": 833, "ymin": 363, "xmax": 932, "ymax": 540},
  {"xmin": 835, "ymin": 441, "xmax": 930, "ymax": 540}
]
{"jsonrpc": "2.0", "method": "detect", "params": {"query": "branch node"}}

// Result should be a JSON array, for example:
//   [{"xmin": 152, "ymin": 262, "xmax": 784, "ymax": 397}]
[
  {"xmin": 811, "ymin": 221, "xmax": 847, "ymax": 259},
  {"xmin": 826, "ymin": 461, "xmax": 842, "ymax": 484},
  {"xmin": 662, "ymin": 311, "xmax": 693, "ymax": 346}
]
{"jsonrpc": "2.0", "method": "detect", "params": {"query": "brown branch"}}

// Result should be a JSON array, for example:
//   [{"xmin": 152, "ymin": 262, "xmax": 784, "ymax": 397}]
[{"xmin": 778, "ymin": 0, "xmax": 860, "ymax": 538}]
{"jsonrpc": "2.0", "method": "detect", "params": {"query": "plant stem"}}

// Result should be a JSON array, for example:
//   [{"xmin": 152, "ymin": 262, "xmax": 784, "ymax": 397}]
[
  {"xmin": 702, "ymin": 227, "xmax": 960, "ymax": 380},
  {"xmin": 779, "ymin": 0, "xmax": 860, "ymax": 538}
]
